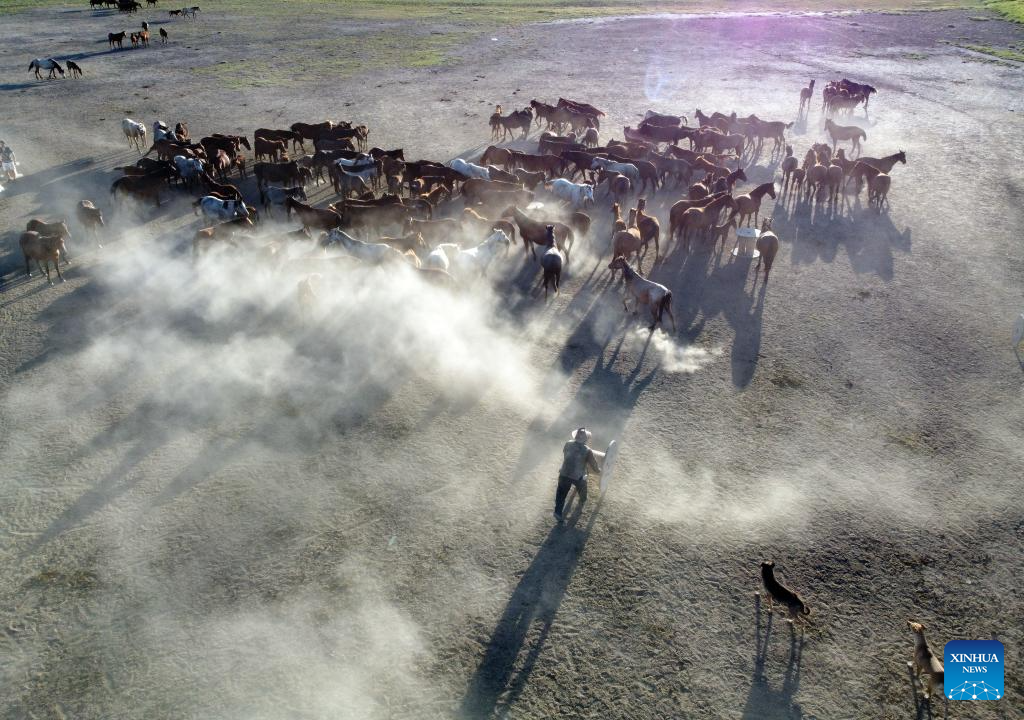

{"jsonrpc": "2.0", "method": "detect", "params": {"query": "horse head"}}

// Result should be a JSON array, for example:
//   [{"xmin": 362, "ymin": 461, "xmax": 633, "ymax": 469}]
[{"xmin": 897, "ymin": 150, "xmax": 907, "ymax": 164}]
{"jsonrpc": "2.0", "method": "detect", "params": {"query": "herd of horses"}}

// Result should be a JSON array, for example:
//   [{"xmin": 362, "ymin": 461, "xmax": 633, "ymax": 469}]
[{"xmin": 17, "ymin": 74, "xmax": 903, "ymax": 332}]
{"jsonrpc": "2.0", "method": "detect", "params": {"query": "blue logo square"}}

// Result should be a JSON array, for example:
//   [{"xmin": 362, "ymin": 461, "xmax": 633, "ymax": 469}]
[{"xmin": 944, "ymin": 640, "xmax": 1004, "ymax": 700}]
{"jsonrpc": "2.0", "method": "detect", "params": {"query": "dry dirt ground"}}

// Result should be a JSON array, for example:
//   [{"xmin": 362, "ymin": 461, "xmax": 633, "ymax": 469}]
[{"xmin": 1, "ymin": 5, "xmax": 1023, "ymax": 720}]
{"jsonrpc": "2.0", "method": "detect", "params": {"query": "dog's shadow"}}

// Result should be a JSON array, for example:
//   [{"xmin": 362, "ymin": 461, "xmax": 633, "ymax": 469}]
[
  {"xmin": 741, "ymin": 594, "xmax": 805, "ymax": 720},
  {"xmin": 907, "ymin": 662, "xmax": 949, "ymax": 720}
]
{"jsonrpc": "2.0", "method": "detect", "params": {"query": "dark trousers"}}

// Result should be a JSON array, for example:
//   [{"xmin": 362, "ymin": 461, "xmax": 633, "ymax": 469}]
[{"xmin": 555, "ymin": 474, "xmax": 588, "ymax": 516}]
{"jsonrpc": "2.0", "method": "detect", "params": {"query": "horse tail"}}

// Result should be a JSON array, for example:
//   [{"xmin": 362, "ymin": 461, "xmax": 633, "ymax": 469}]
[
  {"xmin": 861, "ymin": 130, "xmax": 867, "ymax": 140},
  {"xmin": 28, "ymin": 61, "xmax": 34, "ymax": 71}
]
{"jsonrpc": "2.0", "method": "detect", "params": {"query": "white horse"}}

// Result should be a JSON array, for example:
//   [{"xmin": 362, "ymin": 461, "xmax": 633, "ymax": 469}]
[
  {"xmin": 607, "ymin": 256, "xmax": 676, "ymax": 331},
  {"xmin": 450, "ymin": 157, "xmax": 490, "ymax": 180},
  {"xmin": 153, "ymin": 121, "xmax": 171, "ymax": 141},
  {"xmin": 29, "ymin": 58, "xmax": 64, "ymax": 80},
  {"xmin": 590, "ymin": 157, "xmax": 640, "ymax": 186},
  {"xmin": 546, "ymin": 178, "xmax": 594, "ymax": 207},
  {"xmin": 325, "ymin": 229, "xmax": 418, "ymax": 266},
  {"xmin": 435, "ymin": 230, "xmax": 510, "ymax": 278},
  {"xmin": 122, "ymin": 118, "xmax": 147, "ymax": 153},
  {"xmin": 173, "ymin": 155, "xmax": 204, "ymax": 185},
  {"xmin": 423, "ymin": 246, "xmax": 450, "ymax": 272},
  {"xmin": 193, "ymin": 196, "xmax": 250, "ymax": 222}
]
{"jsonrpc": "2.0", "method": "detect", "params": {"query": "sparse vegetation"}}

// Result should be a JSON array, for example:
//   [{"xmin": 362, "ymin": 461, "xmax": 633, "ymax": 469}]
[
  {"xmin": 960, "ymin": 42, "xmax": 1024, "ymax": 60},
  {"xmin": 0, "ymin": 0, "xmax": 993, "ymax": 21}
]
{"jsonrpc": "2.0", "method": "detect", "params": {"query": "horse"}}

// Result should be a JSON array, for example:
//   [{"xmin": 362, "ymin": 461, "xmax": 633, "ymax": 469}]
[
  {"xmin": 546, "ymin": 178, "xmax": 594, "ymax": 208},
  {"xmin": 825, "ymin": 119, "xmax": 866, "ymax": 155},
  {"xmin": 192, "ymin": 216, "xmax": 256, "ymax": 257},
  {"xmin": 799, "ymin": 79, "xmax": 815, "ymax": 113},
  {"xmin": 610, "ymin": 209, "xmax": 645, "ymax": 274},
  {"xmin": 607, "ymin": 256, "xmax": 676, "ymax": 332},
  {"xmin": 66, "ymin": 60, "xmax": 83, "ymax": 78},
  {"xmin": 449, "ymin": 158, "xmax": 490, "ymax": 180},
  {"xmin": 324, "ymin": 229, "xmax": 418, "ymax": 266},
  {"xmin": 461, "ymin": 208, "xmax": 517, "ymax": 245},
  {"xmin": 489, "ymin": 108, "xmax": 532, "ymax": 141},
  {"xmin": 20, "ymin": 232, "xmax": 68, "ymax": 285},
  {"xmin": 680, "ymin": 193, "xmax": 736, "ymax": 251},
  {"xmin": 29, "ymin": 58, "xmax": 64, "ymax": 80},
  {"xmin": 804, "ymin": 161, "xmax": 828, "ymax": 203},
  {"xmin": 193, "ymin": 196, "xmax": 251, "ymax": 222},
  {"xmin": 76, "ymin": 200, "xmax": 105, "ymax": 247},
  {"xmin": 159, "ymin": 27, "xmax": 168, "ymax": 42},
  {"xmin": 285, "ymin": 196, "xmax": 342, "ymax": 232},
  {"xmin": 754, "ymin": 217, "xmax": 779, "ymax": 283},
  {"xmin": 173, "ymin": 155, "xmax": 204, "ymax": 186},
  {"xmin": 501, "ymin": 205, "xmax": 573, "ymax": 262},
  {"xmin": 25, "ymin": 219, "xmax": 72, "ymax": 253},
  {"xmin": 730, "ymin": 182, "xmax": 776, "ymax": 226},
  {"xmin": 634, "ymin": 198, "xmax": 660, "ymax": 265},
  {"xmin": 780, "ymin": 146, "xmax": 798, "ymax": 191},
  {"xmin": 199, "ymin": 172, "xmax": 242, "ymax": 201},
  {"xmin": 540, "ymin": 238, "xmax": 563, "ymax": 299},
  {"xmin": 255, "ymin": 137, "xmax": 288, "ymax": 163},
  {"xmin": 111, "ymin": 170, "xmax": 170, "ymax": 207},
  {"xmin": 435, "ymin": 230, "xmax": 511, "ymax": 279},
  {"xmin": 868, "ymin": 173, "xmax": 891, "ymax": 210},
  {"xmin": 108, "ymin": 31, "xmax": 127, "ymax": 49},
  {"xmin": 853, "ymin": 150, "xmax": 906, "ymax": 175},
  {"xmin": 591, "ymin": 157, "xmax": 640, "ymax": 188},
  {"xmin": 256, "ymin": 128, "xmax": 305, "ymax": 152},
  {"xmin": 122, "ymin": 118, "xmax": 147, "ymax": 152},
  {"xmin": 668, "ymin": 191, "xmax": 729, "ymax": 244}
]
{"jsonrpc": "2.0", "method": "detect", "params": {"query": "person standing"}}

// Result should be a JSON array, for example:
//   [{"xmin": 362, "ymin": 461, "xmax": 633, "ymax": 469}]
[
  {"xmin": 554, "ymin": 427, "xmax": 605, "ymax": 524},
  {"xmin": 0, "ymin": 141, "xmax": 17, "ymax": 182}
]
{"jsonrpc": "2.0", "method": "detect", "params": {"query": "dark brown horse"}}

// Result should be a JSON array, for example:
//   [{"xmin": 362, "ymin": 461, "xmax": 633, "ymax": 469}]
[{"xmin": 285, "ymin": 197, "xmax": 342, "ymax": 232}]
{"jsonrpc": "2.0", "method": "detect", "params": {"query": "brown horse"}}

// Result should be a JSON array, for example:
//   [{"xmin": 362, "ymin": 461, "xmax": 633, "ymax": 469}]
[
  {"xmin": 634, "ymin": 198, "xmax": 660, "ymax": 265},
  {"xmin": 680, "ymin": 193, "xmax": 736, "ymax": 251},
  {"xmin": 76, "ymin": 200, "xmax": 105, "ymax": 247},
  {"xmin": 754, "ymin": 217, "xmax": 779, "ymax": 283},
  {"xmin": 20, "ymin": 232, "xmax": 68, "ymax": 284},
  {"xmin": 111, "ymin": 170, "xmax": 170, "ymax": 206},
  {"xmin": 799, "ymin": 79, "xmax": 815, "ymax": 113},
  {"xmin": 490, "ymin": 108, "xmax": 533, "ymax": 141},
  {"xmin": 730, "ymin": 182, "xmax": 776, "ymax": 226},
  {"xmin": 610, "ymin": 209, "xmax": 645, "ymax": 274},
  {"xmin": 500, "ymin": 205, "xmax": 573, "ymax": 261},
  {"xmin": 668, "ymin": 191, "xmax": 729, "ymax": 244},
  {"xmin": 285, "ymin": 197, "xmax": 342, "ymax": 232}
]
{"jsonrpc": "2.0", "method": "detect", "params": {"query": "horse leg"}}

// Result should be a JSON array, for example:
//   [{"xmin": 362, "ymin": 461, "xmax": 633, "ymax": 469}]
[{"xmin": 55, "ymin": 257, "xmax": 65, "ymax": 282}]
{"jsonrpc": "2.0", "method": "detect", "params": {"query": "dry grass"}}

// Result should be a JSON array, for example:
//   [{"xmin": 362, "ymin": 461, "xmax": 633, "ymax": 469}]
[{"xmin": 1, "ymin": 0, "xmax": 990, "ymax": 21}]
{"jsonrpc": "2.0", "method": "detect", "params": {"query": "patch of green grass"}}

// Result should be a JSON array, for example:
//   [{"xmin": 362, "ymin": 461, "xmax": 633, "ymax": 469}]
[
  {"xmin": 960, "ymin": 42, "xmax": 1024, "ymax": 60},
  {"xmin": 194, "ymin": 32, "xmax": 461, "ymax": 88},
  {"xmin": 984, "ymin": 0, "xmax": 1024, "ymax": 23}
]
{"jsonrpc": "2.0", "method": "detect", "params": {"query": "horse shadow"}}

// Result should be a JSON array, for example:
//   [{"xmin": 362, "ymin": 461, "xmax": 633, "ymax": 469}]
[
  {"xmin": 0, "ymin": 82, "xmax": 51, "ymax": 91},
  {"xmin": 771, "ymin": 195, "xmax": 911, "ymax": 280},
  {"xmin": 459, "ymin": 497, "xmax": 604, "ymax": 718},
  {"xmin": 691, "ymin": 253, "xmax": 765, "ymax": 388},
  {"xmin": 741, "ymin": 594, "xmax": 805, "ymax": 719}
]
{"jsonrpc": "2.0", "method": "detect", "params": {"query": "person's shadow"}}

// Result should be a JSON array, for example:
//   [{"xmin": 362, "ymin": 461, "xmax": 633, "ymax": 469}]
[
  {"xmin": 459, "ymin": 498, "xmax": 603, "ymax": 718},
  {"xmin": 741, "ymin": 594, "xmax": 805, "ymax": 719}
]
